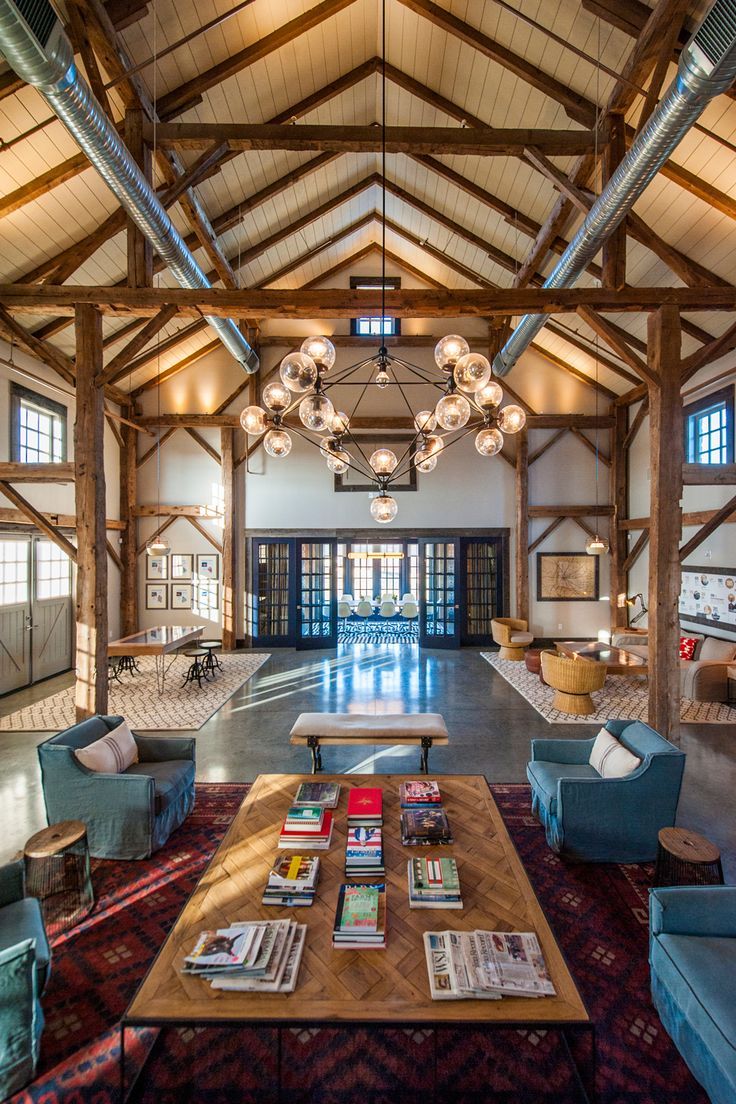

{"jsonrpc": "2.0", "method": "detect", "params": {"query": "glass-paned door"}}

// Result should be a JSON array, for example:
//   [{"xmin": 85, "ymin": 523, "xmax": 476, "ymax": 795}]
[
  {"xmin": 0, "ymin": 537, "xmax": 31, "ymax": 694},
  {"xmin": 298, "ymin": 540, "xmax": 336, "ymax": 649},
  {"xmin": 31, "ymin": 538, "xmax": 73, "ymax": 682},
  {"xmin": 419, "ymin": 539, "xmax": 460, "ymax": 649},
  {"xmin": 461, "ymin": 538, "xmax": 503, "ymax": 645},
  {"xmin": 251, "ymin": 539, "xmax": 295, "ymax": 645}
]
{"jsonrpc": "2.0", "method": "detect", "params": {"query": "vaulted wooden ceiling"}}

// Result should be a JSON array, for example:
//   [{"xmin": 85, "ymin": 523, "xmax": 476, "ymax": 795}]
[{"xmin": 1, "ymin": 0, "xmax": 735, "ymax": 400}]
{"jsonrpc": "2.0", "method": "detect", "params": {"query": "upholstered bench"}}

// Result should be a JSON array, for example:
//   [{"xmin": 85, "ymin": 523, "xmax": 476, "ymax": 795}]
[{"xmin": 289, "ymin": 712, "xmax": 449, "ymax": 774}]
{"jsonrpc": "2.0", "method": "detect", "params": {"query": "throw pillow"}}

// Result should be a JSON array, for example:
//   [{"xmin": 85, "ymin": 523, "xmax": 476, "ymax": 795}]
[
  {"xmin": 75, "ymin": 720, "xmax": 138, "ymax": 773},
  {"xmin": 679, "ymin": 636, "xmax": 698, "ymax": 661},
  {"xmin": 589, "ymin": 728, "xmax": 642, "ymax": 779},
  {"xmin": 699, "ymin": 637, "xmax": 736, "ymax": 662}
]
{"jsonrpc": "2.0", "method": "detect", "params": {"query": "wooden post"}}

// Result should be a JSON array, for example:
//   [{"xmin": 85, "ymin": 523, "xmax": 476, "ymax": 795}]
[
  {"xmin": 221, "ymin": 427, "xmax": 236, "ymax": 650},
  {"xmin": 610, "ymin": 404, "xmax": 628, "ymax": 630},
  {"xmin": 120, "ymin": 423, "xmax": 138, "ymax": 636},
  {"xmin": 125, "ymin": 108, "xmax": 153, "ymax": 288},
  {"xmin": 74, "ymin": 304, "xmax": 108, "ymax": 720},
  {"xmin": 602, "ymin": 113, "xmax": 627, "ymax": 290},
  {"xmin": 515, "ymin": 427, "xmax": 529, "ymax": 622},
  {"xmin": 647, "ymin": 305, "xmax": 683, "ymax": 743}
]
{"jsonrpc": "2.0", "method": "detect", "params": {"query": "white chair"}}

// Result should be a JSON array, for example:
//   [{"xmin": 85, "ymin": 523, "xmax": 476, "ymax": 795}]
[
  {"xmin": 402, "ymin": 593, "xmax": 416, "ymax": 603},
  {"xmin": 380, "ymin": 592, "xmax": 393, "ymax": 602},
  {"xmin": 401, "ymin": 600, "xmax": 419, "ymax": 620},
  {"xmin": 379, "ymin": 600, "xmax": 397, "ymax": 618},
  {"xmin": 337, "ymin": 601, "xmax": 352, "ymax": 620},
  {"xmin": 339, "ymin": 593, "xmax": 353, "ymax": 604},
  {"xmin": 355, "ymin": 600, "xmax": 373, "ymax": 618}
]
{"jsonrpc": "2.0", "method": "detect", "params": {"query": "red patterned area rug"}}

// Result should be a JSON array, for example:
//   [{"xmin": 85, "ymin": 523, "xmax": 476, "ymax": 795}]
[{"xmin": 10, "ymin": 783, "xmax": 707, "ymax": 1104}]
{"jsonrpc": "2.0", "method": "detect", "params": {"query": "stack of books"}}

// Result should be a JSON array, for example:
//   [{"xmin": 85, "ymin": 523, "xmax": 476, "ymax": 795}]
[
  {"xmin": 278, "ymin": 804, "xmax": 334, "ymax": 849},
  {"xmin": 345, "ymin": 825, "xmax": 384, "ymax": 876},
  {"xmin": 262, "ymin": 855, "xmax": 320, "ymax": 907},
  {"xmin": 332, "ymin": 883, "xmax": 387, "ymax": 950},
  {"xmin": 407, "ymin": 856, "xmax": 462, "ymax": 909},
  {"xmin": 292, "ymin": 781, "xmax": 340, "ymax": 809},
  {"xmin": 400, "ymin": 806, "xmax": 454, "ymax": 846},
  {"xmin": 347, "ymin": 787, "xmax": 382, "ymax": 827},
  {"xmin": 183, "ymin": 919, "xmax": 306, "ymax": 992},
  {"xmin": 423, "ymin": 929, "xmax": 556, "ymax": 1000},
  {"xmin": 399, "ymin": 779, "xmax": 442, "ymax": 808}
]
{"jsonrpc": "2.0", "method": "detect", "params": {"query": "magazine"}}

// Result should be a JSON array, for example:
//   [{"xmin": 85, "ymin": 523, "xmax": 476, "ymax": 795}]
[{"xmin": 423, "ymin": 930, "xmax": 555, "ymax": 1000}]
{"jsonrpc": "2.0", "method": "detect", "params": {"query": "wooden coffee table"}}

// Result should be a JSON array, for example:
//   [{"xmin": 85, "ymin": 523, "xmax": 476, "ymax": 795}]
[
  {"xmin": 123, "ymin": 774, "xmax": 593, "ymax": 1099},
  {"xmin": 555, "ymin": 640, "xmax": 648, "ymax": 676}
]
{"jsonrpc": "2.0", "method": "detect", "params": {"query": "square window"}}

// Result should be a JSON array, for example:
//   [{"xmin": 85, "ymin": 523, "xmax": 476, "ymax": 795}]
[
  {"xmin": 11, "ymin": 384, "xmax": 67, "ymax": 464},
  {"xmin": 684, "ymin": 387, "xmax": 734, "ymax": 466}
]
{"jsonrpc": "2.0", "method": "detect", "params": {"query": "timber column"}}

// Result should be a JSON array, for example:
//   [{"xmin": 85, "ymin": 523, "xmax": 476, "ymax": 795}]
[
  {"xmin": 221, "ymin": 427, "xmax": 236, "ymax": 650},
  {"xmin": 74, "ymin": 304, "xmax": 108, "ymax": 720},
  {"xmin": 609, "ymin": 404, "xmax": 628, "ymax": 630},
  {"xmin": 119, "ymin": 423, "xmax": 138, "ymax": 636},
  {"xmin": 515, "ymin": 427, "xmax": 529, "ymax": 621},
  {"xmin": 647, "ymin": 305, "xmax": 683, "ymax": 744}
]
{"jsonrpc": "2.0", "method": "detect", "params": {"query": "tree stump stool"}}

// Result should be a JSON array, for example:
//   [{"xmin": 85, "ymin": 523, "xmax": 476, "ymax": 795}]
[
  {"xmin": 654, "ymin": 827, "xmax": 724, "ymax": 887},
  {"xmin": 24, "ymin": 820, "xmax": 94, "ymax": 937}
]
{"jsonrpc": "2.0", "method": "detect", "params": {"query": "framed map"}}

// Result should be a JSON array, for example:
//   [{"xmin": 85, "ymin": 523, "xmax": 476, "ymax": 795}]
[{"xmin": 537, "ymin": 553, "xmax": 599, "ymax": 602}]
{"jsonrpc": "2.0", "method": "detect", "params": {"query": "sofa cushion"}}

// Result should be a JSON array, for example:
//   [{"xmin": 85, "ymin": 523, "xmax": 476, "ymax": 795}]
[
  {"xmin": 75, "ymin": 720, "xmax": 138, "ymax": 774},
  {"xmin": 679, "ymin": 636, "xmax": 698, "ymax": 661},
  {"xmin": 526, "ymin": 760, "xmax": 598, "ymax": 816},
  {"xmin": 125, "ymin": 760, "xmax": 194, "ymax": 814},
  {"xmin": 651, "ymin": 934, "xmax": 736, "ymax": 1071},
  {"xmin": 699, "ymin": 637, "xmax": 736, "ymax": 662},
  {"xmin": 589, "ymin": 729, "xmax": 641, "ymax": 778},
  {"xmin": 510, "ymin": 632, "xmax": 534, "ymax": 645},
  {"xmin": 622, "ymin": 644, "xmax": 648, "ymax": 660},
  {"xmin": 0, "ymin": 898, "xmax": 51, "ymax": 992}
]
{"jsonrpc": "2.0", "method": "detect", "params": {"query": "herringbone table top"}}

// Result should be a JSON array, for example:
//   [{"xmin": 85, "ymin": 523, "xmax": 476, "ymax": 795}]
[{"xmin": 125, "ymin": 774, "xmax": 589, "ymax": 1025}]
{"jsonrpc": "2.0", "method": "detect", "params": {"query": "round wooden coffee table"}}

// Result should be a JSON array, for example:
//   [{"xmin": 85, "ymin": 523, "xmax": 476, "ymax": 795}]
[
  {"xmin": 24, "ymin": 820, "xmax": 95, "ymax": 937},
  {"xmin": 654, "ymin": 827, "xmax": 724, "ymax": 887}
]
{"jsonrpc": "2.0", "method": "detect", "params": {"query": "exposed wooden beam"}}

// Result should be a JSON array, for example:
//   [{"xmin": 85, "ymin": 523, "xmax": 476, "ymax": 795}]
[
  {"xmin": 0, "ymin": 507, "xmax": 124, "ymax": 530},
  {"xmin": 130, "ymin": 340, "xmax": 220, "ymax": 398},
  {"xmin": 528, "ymin": 505, "xmax": 614, "ymax": 517},
  {"xmin": 0, "ymin": 462, "xmax": 75, "ymax": 483},
  {"xmin": 623, "ymin": 530, "xmax": 649, "ymax": 573},
  {"xmin": 119, "ymin": 422, "xmax": 137, "ymax": 635},
  {"xmin": 570, "ymin": 427, "xmax": 611, "ymax": 467},
  {"xmin": 136, "ymin": 515, "xmax": 175, "ymax": 557},
  {"xmin": 124, "ymin": 107, "xmax": 153, "ymax": 288},
  {"xmin": 623, "ymin": 398, "xmax": 649, "ymax": 451},
  {"xmin": 602, "ymin": 114, "xmax": 627, "ymax": 289},
  {"xmin": 184, "ymin": 514, "xmax": 223, "ymax": 554},
  {"xmin": 185, "ymin": 428, "xmax": 221, "ymax": 465},
  {"xmin": 136, "ymin": 428, "xmax": 177, "ymax": 468},
  {"xmin": 576, "ymin": 306, "xmax": 653, "ymax": 380},
  {"xmin": 622, "ymin": 506, "xmax": 736, "ymax": 530},
  {"xmin": 680, "ymin": 319, "xmax": 736, "ymax": 382},
  {"xmin": 528, "ymin": 429, "xmax": 567, "ymax": 466},
  {"xmin": 609, "ymin": 404, "xmax": 628, "ymax": 627},
  {"xmin": 679, "ymin": 493, "xmax": 736, "ymax": 562},
  {"xmin": 682, "ymin": 463, "xmax": 736, "ymax": 486},
  {"xmin": 97, "ymin": 304, "xmax": 178, "ymax": 386},
  {"xmin": 515, "ymin": 429, "xmax": 529, "ymax": 621},
  {"xmin": 134, "ymin": 504, "xmax": 223, "ymax": 517},
  {"xmin": 528, "ymin": 516, "xmax": 565, "ymax": 555},
  {"xmin": 0, "ymin": 482, "xmax": 78, "ymax": 562}
]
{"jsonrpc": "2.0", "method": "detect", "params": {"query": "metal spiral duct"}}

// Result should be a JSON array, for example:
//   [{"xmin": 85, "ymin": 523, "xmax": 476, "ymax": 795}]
[
  {"xmin": 0, "ymin": 0, "xmax": 259, "ymax": 373},
  {"xmin": 492, "ymin": 0, "xmax": 736, "ymax": 377}
]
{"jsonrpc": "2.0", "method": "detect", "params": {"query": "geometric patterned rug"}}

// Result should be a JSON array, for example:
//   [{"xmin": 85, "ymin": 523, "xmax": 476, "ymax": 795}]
[
  {"xmin": 481, "ymin": 651, "xmax": 736, "ymax": 725},
  {"xmin": 339, "ymin": 619, "xmax": 419, "ymax": 644},
  {"xmin": 0, "ymin": 652, "xmax": 269, "ymax": 732},
  {"xmin": 10, "ymin": 783, "xmax": 708, "ymax": 1104}
]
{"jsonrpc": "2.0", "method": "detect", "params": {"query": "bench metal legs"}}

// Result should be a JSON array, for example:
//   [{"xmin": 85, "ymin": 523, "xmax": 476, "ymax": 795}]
[
  {"xmin": 420, "ymin": 736, "xmax": 433, "ymax": 774},
  {"xmin": 307, "ymin": 735, "xmax": 323, "ymax": 774}
]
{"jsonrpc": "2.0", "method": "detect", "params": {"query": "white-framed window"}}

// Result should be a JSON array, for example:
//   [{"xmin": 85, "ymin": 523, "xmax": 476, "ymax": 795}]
[
  {"xmin": 35, "ymin": 540, "xmax": 72, "ymax": 600},
  {"xmin": 0, "ymin": 540, "xmax": 29, "ymax": 606},
  {"xmin": 351, "ymin": 316, "xmax": 399, "ymax": 337},
  {"xmin": 11, "ymin": 384, "xmax": 67, "ymax": 464},
  {"xmin": 684, "ymin": 386, "xmax": 734, "ymax": 465}
]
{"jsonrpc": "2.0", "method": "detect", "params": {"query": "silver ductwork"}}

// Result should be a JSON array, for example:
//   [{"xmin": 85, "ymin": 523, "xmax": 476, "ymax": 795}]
[
  {"xmin": 0, "ymin": 0, "xmax": 259, "ymax": 373},
  {"xmin": 493, "ymin": 0, "xmax": 736, "ymax": 376}
]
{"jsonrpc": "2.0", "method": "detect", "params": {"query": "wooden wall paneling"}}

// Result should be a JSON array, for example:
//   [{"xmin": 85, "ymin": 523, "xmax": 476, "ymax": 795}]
[{"xmin": 74, "ymin": 304, "xmax": 109, "ymax": 720}]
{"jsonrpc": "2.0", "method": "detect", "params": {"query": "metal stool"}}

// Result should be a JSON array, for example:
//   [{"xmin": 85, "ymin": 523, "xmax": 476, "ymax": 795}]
[
  {"xmin": 181, "ymin": 648, "xmax": 210, "ymax": 689},
  {"xmin": 107, "ymin": 657, "xmax": 124, "ymax": 686},
  {"xmin": 200, "ymin": 639, "xmax": 224, "ymax": 677},
  {"xmin": 116, "ymin": 654, "xmax": 141, "ymax": 676},
  {"xmin": 24, "ymin": 820, "xmax": 94, "ymax": 938}
]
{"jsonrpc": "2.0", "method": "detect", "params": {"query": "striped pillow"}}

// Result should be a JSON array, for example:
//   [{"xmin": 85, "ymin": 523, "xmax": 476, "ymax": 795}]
[
  {"xmin": 589, "ymin": 728, "xmax": 641, "ymax": 779},
  {"xmin": 75, "ymin": 720, "xmax": 138, "ymax": 774}
]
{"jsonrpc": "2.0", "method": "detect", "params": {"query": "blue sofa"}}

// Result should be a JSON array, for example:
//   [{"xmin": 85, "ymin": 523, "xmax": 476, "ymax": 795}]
[
  {"xmin": 0, "ymin": 861, "xmax": 49, "ymax": 1098},
  {"xmin": 527, "ymin": 719, "xmax": 685, "ymax": 861},
  {"xmin": 650, "ymin": 886, "xmax": 736, "ymax": 1104},
  {"xmin": 38, "ymin": 715, "xmax": 195, "ymax": 860}
]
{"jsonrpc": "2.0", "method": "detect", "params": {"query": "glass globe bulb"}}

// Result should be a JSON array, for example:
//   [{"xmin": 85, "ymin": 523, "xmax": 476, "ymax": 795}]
[
  {"xmin": 261, "ymin": 381, "xmax": 291, "ymax": 413},
  {"xmin": 375, "ymin": 369, "xmax": 390, "ymax": 389},
  {"xmin": 585, "ymin": 535, "xmax": 610, "ymax": 556},
  {"xmin": 434, "ymin": 334, "xmax": 470, "ymax": 370},
  {"xmin": 475, "ymin": 381, "xmax": 504, "ymax": 408},
  {"xmin": 497, "ymin": 404, "xmax": 527, "ymax": 434},
  {"xmin": 414, "ymin": 448, "xmax": 437, "ymax": 473},
  {"xmin": 414, "ymin": 409, "xmax": 437, "ymax": 434},
  {"xmin": 298, "ymin": 393, "xmax": 334, "ymax": 431},
  {"xmin": 279, "ymin": 351, "xmax": 318, "ymax": 393},
  {"xmin": 239, "ymin": 404, "xmax": 267, "ymax": 435},
  {"xmin": 453, "ymin": 352, "xmax": 491, "ymax": 393},
  {"xmin": 370, "ymin": 494, "xmax": 398, "ymax": 524},
  {"xmin": 319, "ymin": 435, "xmax": 339, "ymax": 459},
  {"xmin": 330, "ymin": 410, "xmax": 350, "ymax": 435},
  {"xmin": 424, "ymin": 434, "xmax": 445, "ymax": 456},
  {"xmin": 435, "ymin": 393, "xmax": 471, "ymax": 431},
  {"xmin": 326, "ymin": 449, "xmax": 350, "ymax": 474},
  {"xmin": 475, "ymin": 427, "xmax": 504, "ymax": 456},
  {"xmin": 300, "ymin": 335, "xmax": 336, "ymax": 371},
  {"xmin": 263, "ymin": 428, "xmax": 292, "ymax": 458},
  {"xmin": 369, "ymin": 448, "xmax": 398, "ymax": 474},
  {"xmin": 146, "ymin": 535, "xmax": 171, "ymax": 556}
]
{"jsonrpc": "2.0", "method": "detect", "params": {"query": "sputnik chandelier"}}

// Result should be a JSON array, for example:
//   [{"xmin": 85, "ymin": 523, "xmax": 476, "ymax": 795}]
[{"xmin": 238, "ymin": 334, "xmax": 526, "ymax": 524}]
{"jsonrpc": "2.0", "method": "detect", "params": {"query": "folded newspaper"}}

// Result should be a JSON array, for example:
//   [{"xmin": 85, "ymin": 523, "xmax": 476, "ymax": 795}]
[
  {"xmin": 423, "ymin": 929, "xmax": 556, "ymax": 1000},
  {"xmin": 183, "ymin": 920, "xmax": 306, "ymax": 993}
]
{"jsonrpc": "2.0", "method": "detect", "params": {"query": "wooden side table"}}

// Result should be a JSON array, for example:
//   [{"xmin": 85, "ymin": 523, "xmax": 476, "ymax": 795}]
[
  {"xmin": 24, "ymin": 820, "xmax": 95, "ymax": 938},
  {"xmin": 654, "ymin": 827, "xmax": 724, "ymax": 887}
]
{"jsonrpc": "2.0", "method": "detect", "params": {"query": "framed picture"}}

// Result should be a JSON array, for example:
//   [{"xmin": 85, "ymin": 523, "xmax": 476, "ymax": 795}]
[
  {"xmin": 197, "ymin": 553, "xmax": 219, "ymax": 580},
  {"xmin": 537, "ymin": 552, "xmax": 599, "ymax": 602},
  {"xmin": 171, "ymin": 583, "xmax": 193, "ymax": 610},
  {"xmin": 679, "ymin": 564, "xmax": 736, "ymax": 632},
  {"xmin": 146, "ymin": 583, "xmax": 168, "ymax": 610},
  {"xmin": 146, "ymin": 555, "xmax": 168, "ymax": 580},
  {"xmin": 333, "ymin": 434, "xmax": 417, "ymax": 492},
  {"xmin": 171, "ymin": 554, "xmax": 194, "ymax": 579}
]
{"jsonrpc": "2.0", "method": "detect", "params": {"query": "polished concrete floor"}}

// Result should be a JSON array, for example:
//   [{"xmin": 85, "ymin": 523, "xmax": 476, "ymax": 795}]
[{"xmin": 1, "ymin": 642, "xmax": 735, "ymax": 879}]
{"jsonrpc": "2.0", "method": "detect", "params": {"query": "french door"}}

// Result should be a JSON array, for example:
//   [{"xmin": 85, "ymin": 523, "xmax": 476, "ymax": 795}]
[
  {"xmin": 460, "ymin": 537, "xmax": 504, "ymax": 645},
  {"xmin": 297, "ymin": 540, "xmax": 337, "ymax": 649},
  {"xmin": 250, "ymin": 538, "xmax": 337, "ymax": 649},
  {"xmin": 419, "ymin": 539, "xmax": 460, "ymax": 649}
]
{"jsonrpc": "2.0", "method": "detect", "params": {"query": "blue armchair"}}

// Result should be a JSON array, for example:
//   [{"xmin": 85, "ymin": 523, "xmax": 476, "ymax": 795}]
[
  {"xmin": 0, "ymin": 861, "xmax": 49, "ymax": 1098},
  {"xmin": 650, "ymin": 886, "xmax": 736, "ymax": 1104},
  {"xmin": 526, "ymin": 719, "xmax": 685, "ymax": 861},
  {"xmin": 38, "ymin": 715, "xmax": 196, "ymax": 860}
]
